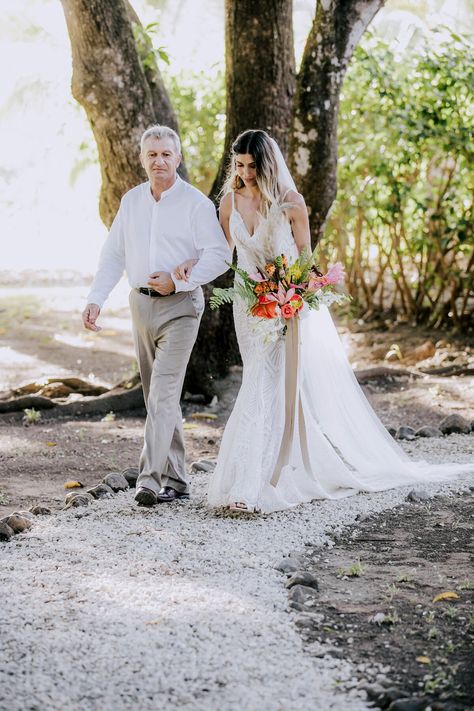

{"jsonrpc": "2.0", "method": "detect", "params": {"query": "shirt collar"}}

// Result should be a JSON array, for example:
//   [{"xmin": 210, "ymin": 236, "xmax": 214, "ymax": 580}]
[{"xmin": 147, "ymin": 174, "xmax": 182, "ymax": 203}]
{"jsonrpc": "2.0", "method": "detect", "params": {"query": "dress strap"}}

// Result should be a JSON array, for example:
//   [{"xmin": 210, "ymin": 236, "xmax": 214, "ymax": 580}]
[
  {"xmin": 231, "ymin": 191, "xmax": 235, "ymax": 210},
  {"xmin": 281, "ymin": 187, "xmax": 293, "ymax": 202}
]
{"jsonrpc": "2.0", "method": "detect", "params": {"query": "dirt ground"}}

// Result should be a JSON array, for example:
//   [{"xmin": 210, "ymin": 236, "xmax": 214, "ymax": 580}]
[
  {"xmin": 292, "ymin": 490, "xmax": 474, "ymax": 709},
  {"xmin": 0, "ymin": 280, "xmax": 473, "ymax": 516},
  {"xmin": 0, "ymin": 280, "xmax": 473, "ymax": 707}
]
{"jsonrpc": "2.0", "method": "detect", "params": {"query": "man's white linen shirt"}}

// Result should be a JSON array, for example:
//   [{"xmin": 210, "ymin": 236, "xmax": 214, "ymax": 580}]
[{"xmin": 87, "ymin": 177, "xmax": 231, "ymax": 308}]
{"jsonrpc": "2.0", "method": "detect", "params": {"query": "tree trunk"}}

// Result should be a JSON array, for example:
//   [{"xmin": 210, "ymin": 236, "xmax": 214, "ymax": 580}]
[
  {"xmin": 60, "ymin": 0, "xmax": 184, "ymax": 228},
  {"xmin": 186, "ymin": 0, "xmax": 295, "ymax": 396},
  {"xmin": 291, "ymin": 0, "xmax": 384, "ymax": 245},
  {"xmin": 210, "ymin": 0, "xmax": 295, "ymax": 200},
  {"xmin": 60, "ymin": 0, "xmax": 384, "ymax": 395}
]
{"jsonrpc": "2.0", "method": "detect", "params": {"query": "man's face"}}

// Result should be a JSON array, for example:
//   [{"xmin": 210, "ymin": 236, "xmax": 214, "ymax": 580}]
[{"xmin": 140, "ymin": 136, "xmax": 181, "ymax": 183}]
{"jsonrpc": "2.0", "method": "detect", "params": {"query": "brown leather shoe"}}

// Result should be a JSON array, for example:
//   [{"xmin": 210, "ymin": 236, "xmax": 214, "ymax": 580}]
[
  {"xmin": 156, "ymin": 486, "xmax": 190, "ymax": 503},
  {"xmin": 134, "ymin": 487, "xmax": 158, "ymax": 507}
]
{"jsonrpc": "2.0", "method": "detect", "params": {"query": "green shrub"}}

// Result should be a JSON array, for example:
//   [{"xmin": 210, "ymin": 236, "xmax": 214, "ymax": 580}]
[{"xmin": 326, "ymin": 33, "xmax": 473, "ymax": 328}]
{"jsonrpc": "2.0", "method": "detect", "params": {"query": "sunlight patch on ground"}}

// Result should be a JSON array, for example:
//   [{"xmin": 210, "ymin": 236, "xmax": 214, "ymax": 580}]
[
  {"xmin": 63, "ymin": 420, "xmax": 143, "ymax": 441},
  {"xmin": 0, "ymin": 282, "xmax": 131, "ymax": 317},
  {"xmin": 0, "ymin": 284, "xmax": 129, "ymax": 311},
  {"xmin": 0, "ymin": 346, "xmax": 36, "ymax": 366},
  {"xmin": 72, "ymin": 567, "xmax": 261, "ymax": 622},
  {"xmin": 53, "ymin": 332, "xmax": 95, "ymax": 349},
  {"xmin": 0, "ymin": 432, "xmax": 51, "ymax": 456},
  {"xmin": 0, "ymin": 347, "xmax": 74, "ymax": 391},
  {"xmin": 0, "ymin": 433, "xmax": 29, "ymax": 453},
  {"xmin": 51, "ymin": 329, "xmax": 134, "ymax": 362}
]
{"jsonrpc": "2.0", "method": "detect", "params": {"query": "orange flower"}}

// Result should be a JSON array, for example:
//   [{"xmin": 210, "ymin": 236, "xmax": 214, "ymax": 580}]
[
  {"xmin": 265, "ymin": 263, "xmax": 276, "ymax": 277},
  {"xmin": 281, "ymin": 255, "xmax": 288, "ymax": 269},
  {"xmin": 251, "ymin": 296, "xmax": 279, "ymax": 319},
  {"xmin": 268, "ymin": 281, "xmax": 278, "ymax": 291},
  {"xmin": 254, "ymin": 283, "xmax": 266, "ymax": 295}
]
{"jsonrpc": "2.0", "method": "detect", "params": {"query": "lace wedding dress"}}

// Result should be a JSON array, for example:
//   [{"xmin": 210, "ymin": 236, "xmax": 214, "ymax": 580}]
[{"xmin": 207, "ymin": 195, "xmax": 473, "ymax": 513}]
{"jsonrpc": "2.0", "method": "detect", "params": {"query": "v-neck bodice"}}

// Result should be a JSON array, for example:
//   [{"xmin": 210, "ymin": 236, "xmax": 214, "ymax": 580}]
[
  {"xmin": 229, "ymin": 191, "xmax": 297, "ymax": 274},
  {"xmin": 230, "ymin": 207, "xmax": 263, "ymax": 239},
  {"xmin": 231, "ymin": 191, "xmax": 264, "ymax": 238}
]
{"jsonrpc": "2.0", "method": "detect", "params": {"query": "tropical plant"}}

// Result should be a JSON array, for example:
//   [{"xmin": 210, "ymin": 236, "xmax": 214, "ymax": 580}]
[{"xmin": 325, "ymin": 33, "xmax": 474, "ymax": 328}]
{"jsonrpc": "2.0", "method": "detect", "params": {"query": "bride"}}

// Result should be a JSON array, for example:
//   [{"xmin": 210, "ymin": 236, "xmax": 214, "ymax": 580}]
[{"xmin": 175, "ymin": 129, "xmax": 473, "ymax": 514}]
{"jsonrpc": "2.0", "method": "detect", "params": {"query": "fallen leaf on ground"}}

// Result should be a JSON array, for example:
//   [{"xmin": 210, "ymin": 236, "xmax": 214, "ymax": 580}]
[
  {"xmin": 433, "ymin": 591, "xmax": 460, "ymax": 603},
  {"xmin": 183, "ymin": 423, "xmax": 198, "ymax": 430},
  {"xmin": 45, "ymin": 442, "xmax": 57, "ymax": 447},
  {"xmin": 191, "ymin": 412, "xmax": 218, "ymax": 420},
  {"xmin": 416, "ymin": 656, "xmax": 431, "ymax": 664},
  {"xmin": 64, "ymin": 480, "xmax": 83, "ymax": 489}
]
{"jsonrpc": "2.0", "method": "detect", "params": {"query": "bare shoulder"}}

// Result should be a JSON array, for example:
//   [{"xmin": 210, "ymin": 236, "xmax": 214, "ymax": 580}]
[
  {"xmin": 219, "ymin": 192, "xmax": 233, "ymax": 217},
  {"xmin": 285, "ymin": 189, "xmax": 305, "ymax": 206},
  {"xmin": 284, "ymin": 190, "xmax": 307, "ymax": 216}
]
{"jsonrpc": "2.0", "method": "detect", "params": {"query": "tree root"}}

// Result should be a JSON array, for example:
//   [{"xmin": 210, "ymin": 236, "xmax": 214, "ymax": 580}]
[
  {"xmin": 0, "ymin": 380, "xmax": 144, "ymax": 419},
  {"xmin": 418, "ymin": 365, "xmax": 474, "ymax": 377},
  {"xmin": 0, "ymin": 395, "xmax": 57, "ymax": 413},
  {"xmin": 354, "ymin": 366, "xmax": 419, "ymax": 382}
]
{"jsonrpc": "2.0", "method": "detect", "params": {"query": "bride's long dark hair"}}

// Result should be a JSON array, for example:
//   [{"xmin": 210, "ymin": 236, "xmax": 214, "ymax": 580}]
[{"xmin": 222, "ymin": 130, "xmax": 287, "ymax": 215}]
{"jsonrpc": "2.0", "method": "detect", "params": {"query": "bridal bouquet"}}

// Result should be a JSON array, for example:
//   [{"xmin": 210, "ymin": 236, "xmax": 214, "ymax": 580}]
[{"xmin": 210, "ymin": 248, "xmax": 348, "ymax": 321}]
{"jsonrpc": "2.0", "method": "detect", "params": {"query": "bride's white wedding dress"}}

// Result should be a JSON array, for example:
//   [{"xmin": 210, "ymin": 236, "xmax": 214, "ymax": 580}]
[{"xmin": 207, "ymin": 194, "xmax": 473, "ymax": 513}]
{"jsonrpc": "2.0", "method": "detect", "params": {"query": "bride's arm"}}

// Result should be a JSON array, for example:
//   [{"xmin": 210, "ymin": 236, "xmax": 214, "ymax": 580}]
[
  {"xmin": 286, "ymin": 191, "xmax": 311, "ymax": 255},
  {"xmin": 219, "ymin": 193, "xmax": 235, "ymax": 253},
  {"xmin": 174, "ymin": 258, "xmax": 198, "ymax": 281}
]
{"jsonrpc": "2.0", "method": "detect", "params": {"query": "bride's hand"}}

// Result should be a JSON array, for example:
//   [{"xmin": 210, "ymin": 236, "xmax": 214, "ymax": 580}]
[{"xmin": 174, "ymin": 259, "xmax": 197, "ymax": 282}]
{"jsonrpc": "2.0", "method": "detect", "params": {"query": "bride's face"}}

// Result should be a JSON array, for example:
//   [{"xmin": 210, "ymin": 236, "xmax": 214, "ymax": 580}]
[{"xmin": 235, "ymin": 154, "xmax": 257, "ymax": 186}]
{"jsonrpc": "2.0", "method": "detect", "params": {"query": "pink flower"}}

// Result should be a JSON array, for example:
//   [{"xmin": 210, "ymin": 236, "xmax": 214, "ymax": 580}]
[
  {"xmin": 307, "ymin": 276, "xmax": 325, "ymax": 292},
  {"xmin": 275, "ymin": 284, "xmax": 295, "ymax": 305},
  {"xmin": 307, "ymin": 263, "xmax": 345, "ymax": 292},
  {"xmin": 281, "ymin": 303, "xmax": 296, "ymax": 319},
  {"xmin": 325, "ymin": 262, "xmax": 345, "ymax": 285}
]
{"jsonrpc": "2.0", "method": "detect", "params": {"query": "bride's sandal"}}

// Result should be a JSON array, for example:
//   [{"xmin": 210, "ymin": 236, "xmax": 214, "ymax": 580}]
[{"xmin": 228, "ymin": 502, "xmax": 261, "ymax": 514}]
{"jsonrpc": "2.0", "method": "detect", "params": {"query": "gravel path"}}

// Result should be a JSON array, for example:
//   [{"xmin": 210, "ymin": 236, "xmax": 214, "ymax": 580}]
[{"xmin": 1, "ymin": 435, "xmax": 473, "ymax": 711}]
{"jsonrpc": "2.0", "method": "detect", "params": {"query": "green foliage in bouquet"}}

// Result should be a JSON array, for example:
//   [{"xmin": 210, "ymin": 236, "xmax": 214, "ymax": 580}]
[{"xmin": 210, "ymin": 248, "xmax": 348, "ymax": 318}]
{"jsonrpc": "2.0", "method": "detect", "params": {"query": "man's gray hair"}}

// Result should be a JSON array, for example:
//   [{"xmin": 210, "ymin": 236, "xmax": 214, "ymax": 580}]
[{"xmin": 140, "ymin": 125, "xmax": 181, "ymax": 154}]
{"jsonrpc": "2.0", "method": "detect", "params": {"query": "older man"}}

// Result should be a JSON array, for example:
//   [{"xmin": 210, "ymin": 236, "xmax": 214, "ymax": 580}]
[{"xmin": 83, "ymin": 125, "xmax": 230, "ymax": 506}]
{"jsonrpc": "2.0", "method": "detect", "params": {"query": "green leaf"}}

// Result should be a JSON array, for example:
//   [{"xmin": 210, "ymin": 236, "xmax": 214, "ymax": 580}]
[
  {"xmin": 209, "ymin": 287, "xmax": 235, "ymax": 309},
  {"xmin": 158, "ymin": 47, "xmax": 170, "ymax": 65}
]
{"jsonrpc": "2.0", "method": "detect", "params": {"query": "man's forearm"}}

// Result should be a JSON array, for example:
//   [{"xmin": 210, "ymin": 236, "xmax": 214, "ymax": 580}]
[
  {"xmin": 87, "ymin": 259, "xmax": 124, "ymax": 308},
  {"xmin": 172, "ymin": 247, "xmax": 231, "ymax": 292}
]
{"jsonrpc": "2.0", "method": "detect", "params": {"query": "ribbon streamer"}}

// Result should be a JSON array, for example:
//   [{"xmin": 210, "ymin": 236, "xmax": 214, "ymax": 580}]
[{"xmin": 270, "ymin": 316, "xmax": 312, "ymax": 487}]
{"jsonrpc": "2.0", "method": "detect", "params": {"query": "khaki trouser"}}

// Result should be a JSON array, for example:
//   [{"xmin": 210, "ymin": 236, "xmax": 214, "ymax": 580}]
[{"xmin": 129, "ymin": 288, "xmax": 204, "ymax": 495}]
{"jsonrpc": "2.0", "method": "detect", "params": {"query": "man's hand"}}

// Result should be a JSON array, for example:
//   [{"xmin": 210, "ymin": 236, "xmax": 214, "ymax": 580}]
[
  {"xmin": 82, "ymin": 303, "xmax": 101, "ymax": 332},
  {"xmin": 148, "ymin": 271, "xmax": 175, "ymax": 295}
]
